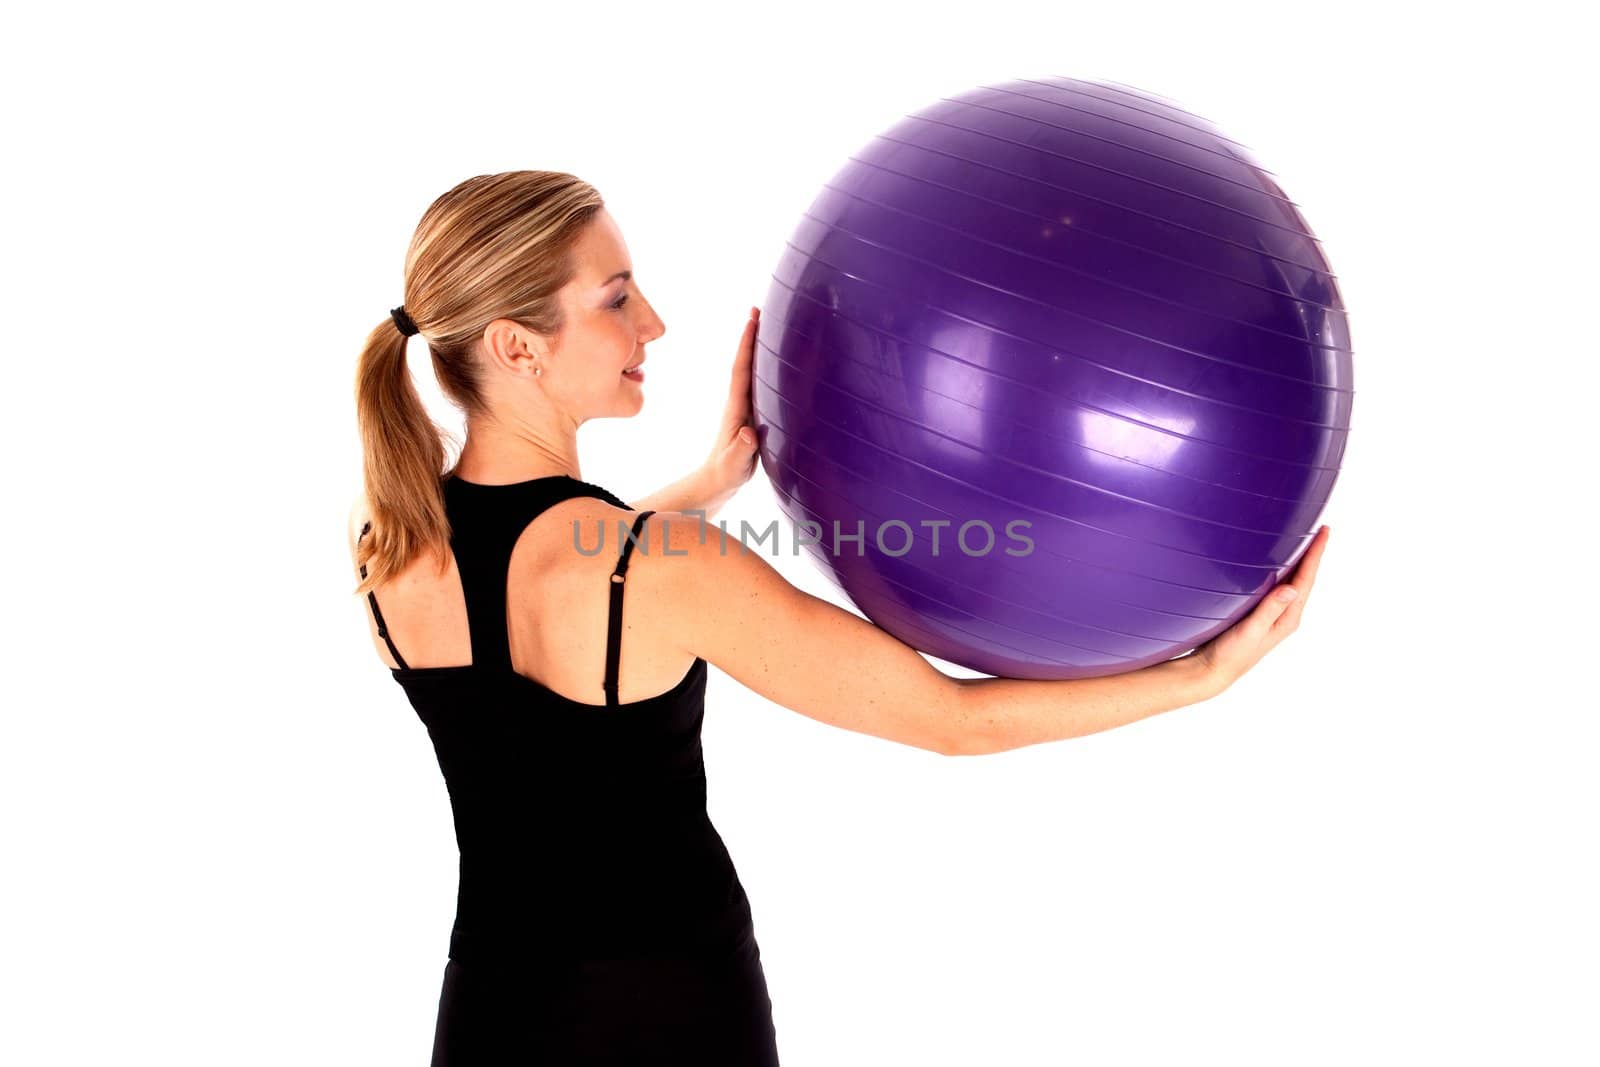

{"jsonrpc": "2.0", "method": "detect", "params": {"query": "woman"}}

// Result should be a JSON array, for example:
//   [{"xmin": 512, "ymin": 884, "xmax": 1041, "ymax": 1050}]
[{"xmin": 349, "ymin": 170, "xmax": 1330, "ymax": 1065}]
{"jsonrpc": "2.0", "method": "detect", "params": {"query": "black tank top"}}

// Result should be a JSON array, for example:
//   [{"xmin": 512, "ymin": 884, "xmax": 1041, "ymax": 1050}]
[{"xmin": 359, "ymin": 473, "xmax": 757, "ymax": 966}]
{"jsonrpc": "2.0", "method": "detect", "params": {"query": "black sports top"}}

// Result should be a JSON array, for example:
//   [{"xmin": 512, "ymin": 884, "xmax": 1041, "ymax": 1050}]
[{"xmin": 358, "ymin": 472, "xmax": 757, "ymax": 965}]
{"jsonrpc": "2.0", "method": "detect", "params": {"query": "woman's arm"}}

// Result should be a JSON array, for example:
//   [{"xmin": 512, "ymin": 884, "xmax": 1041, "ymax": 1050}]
[
  {"xmin": 627, "ymin": 463, "xmax": 729, "ymax": 518},
  {"xmin": 629, "ymin": 466, "xmax": 738, "ymax": 520},
  {"xmin": 659, "ymin": 514, "xmax": 1329, "ymax": 757},
  {"xmin": 944, "ymin": 657, "xmax": 1218, "ymax": 754}
]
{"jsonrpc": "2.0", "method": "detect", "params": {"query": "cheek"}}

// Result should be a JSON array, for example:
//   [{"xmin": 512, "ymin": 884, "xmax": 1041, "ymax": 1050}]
[{"xmin": 614, "ymin": 323, "xmax": 637, "ymax": 361}]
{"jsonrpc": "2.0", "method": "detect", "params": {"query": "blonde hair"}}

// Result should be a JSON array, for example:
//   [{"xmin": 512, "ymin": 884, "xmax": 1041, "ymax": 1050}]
[{"xmin": 352, "ymin": 170, "xmax": 605, "ymax": 596}]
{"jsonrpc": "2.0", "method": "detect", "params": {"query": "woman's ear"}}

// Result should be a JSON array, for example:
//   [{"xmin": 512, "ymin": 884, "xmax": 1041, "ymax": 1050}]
[{"xmin": 480, "ymin": 318, "xmax": 548, "ymax": 378}]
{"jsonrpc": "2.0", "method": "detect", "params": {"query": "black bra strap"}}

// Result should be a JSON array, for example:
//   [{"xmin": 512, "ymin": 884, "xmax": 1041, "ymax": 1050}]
[
  {"xmin": 604, "ymin": 510, "xmax": 655, "ymax": 709},
  {"xmin": 357, "ymin": 521, "xmax": 410, "ymax": 670}
]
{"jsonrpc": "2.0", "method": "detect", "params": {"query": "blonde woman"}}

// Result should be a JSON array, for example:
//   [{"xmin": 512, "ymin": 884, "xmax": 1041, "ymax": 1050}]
[{"xmin": 349, "ymin": 170, "xmax": 1328, "ymax": 1065}]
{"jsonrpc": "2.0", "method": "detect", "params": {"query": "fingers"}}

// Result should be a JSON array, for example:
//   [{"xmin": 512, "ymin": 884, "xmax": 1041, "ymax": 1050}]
[
  {"xmin": 735, "ymin": 312, "xmax": 757, "ymax": 369},
  {"xmin": 727, "ymin": 308, "xmax": 758, "ymax": 399},
  {"xmin": 739, "ymin": 307, "xmax": 759, "ymax": 357},
  {"xmin": 1291, "ymin": 525, "xmax": 1329, "ymax": 582},
  {"xmin": 715, "ymin": 309, "xmax": 760, "ymax": 440},
  {"xmin": 1254, "ymin": 583, "xmax": 1300, "ymax": 637},
  {"xmin": 1272, "ymin": 525, "xmax": 1330, "ymax": 634},
  {"xmin": 1286, "ymin": 524, "xmax": 1330, "ymax": 606},
  {"xmin": 1207, "ymin": 526, "xmax": 1330, "ymax": 684}
]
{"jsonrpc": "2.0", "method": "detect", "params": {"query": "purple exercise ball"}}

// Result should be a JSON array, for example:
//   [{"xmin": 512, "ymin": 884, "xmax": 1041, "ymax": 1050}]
[{"xmin": 752, "ymin": 76, "xmax": 1352, "ymax": 679}]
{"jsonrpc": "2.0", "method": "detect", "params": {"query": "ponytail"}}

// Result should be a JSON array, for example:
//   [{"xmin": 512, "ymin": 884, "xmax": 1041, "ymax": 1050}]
[{"xmin": 352, "ymin": 315, "xmax": 451, "ymax": 597}]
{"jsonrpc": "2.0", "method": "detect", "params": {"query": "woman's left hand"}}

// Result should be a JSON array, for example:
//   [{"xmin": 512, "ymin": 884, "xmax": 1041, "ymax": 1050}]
[{"xmin": 698, "ymin": 306, "xmax": 762, "ymax": 504}]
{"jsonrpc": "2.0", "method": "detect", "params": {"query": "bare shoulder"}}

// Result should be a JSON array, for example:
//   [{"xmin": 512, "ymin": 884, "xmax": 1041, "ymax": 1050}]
[
  {"xmin": 523, "ymin": 493, "xmax": 643, "ymax": 561},
  {"xmin": 643, "ymin": 507, "xmax": 822, "ymax": 654},
  {"xmin": 513, "ymin": 494, "xmax": 673, "ymax": 597},
  {"xmin": 524, "ymin": 496, "xmax": 700, "ymax": 559},
  {"xmin": 578, "ymin": 506, "xmax": 759, "ymax": 631},
  {"xmin": 649, "ymin": 508, "xmax": 777, "ymax": 596}
]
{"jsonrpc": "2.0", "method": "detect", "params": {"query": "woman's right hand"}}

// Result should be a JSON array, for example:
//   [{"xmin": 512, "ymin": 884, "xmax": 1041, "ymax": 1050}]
[{"xmin": 1190, "ymin": 525, "xmax": 1331, "ymax": 692}]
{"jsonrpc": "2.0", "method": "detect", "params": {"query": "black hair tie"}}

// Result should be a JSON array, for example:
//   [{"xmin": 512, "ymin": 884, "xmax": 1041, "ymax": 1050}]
[{"xmin": 390, "ymin": 305, "xmax": 420, "ymax": 337}]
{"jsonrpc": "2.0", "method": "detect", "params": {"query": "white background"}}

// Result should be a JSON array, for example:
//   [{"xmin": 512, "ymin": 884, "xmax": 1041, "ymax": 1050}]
[{"xmin": 4, "ymin": 1, "xmax": 1595, "ymax": 1064}]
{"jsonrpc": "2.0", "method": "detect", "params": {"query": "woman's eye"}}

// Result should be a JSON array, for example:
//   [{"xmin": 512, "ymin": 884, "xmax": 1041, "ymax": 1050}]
[{"xmin": 611, "ymin": 293, "xmax": 630, "ymax": 310}]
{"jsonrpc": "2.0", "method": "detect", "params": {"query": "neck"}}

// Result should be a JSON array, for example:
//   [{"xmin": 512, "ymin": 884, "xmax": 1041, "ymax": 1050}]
[{"xmin": 454, "ymin": 419, "xmax": 581, "ymax": 484}]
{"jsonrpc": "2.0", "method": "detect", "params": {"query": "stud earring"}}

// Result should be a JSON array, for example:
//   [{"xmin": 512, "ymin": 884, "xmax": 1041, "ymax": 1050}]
[{"xmin": 534, "ymin": 364, "xmax": 543, "ymax": 377}]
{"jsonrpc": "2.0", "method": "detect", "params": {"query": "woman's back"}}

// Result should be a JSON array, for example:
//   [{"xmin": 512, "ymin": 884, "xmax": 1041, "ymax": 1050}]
[
  {"xmin": 356, "ymin": 473, "xmax": 700, "ymax": 705},
  {"xmin": 355, "ymin": 471, "xmax": 779, "ymax": 1064}
]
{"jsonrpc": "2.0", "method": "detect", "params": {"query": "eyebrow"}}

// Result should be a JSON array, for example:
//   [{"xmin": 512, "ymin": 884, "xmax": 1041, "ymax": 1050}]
[{"xmin": 600, "ymin": 270, "xmax": 632, "ymax": 287}]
